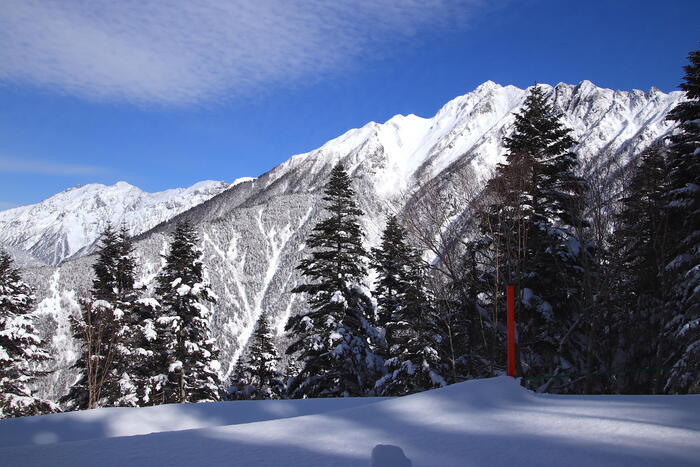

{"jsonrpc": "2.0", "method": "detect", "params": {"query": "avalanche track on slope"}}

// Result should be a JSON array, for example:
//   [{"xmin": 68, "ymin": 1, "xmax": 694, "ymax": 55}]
[{"xmin": 0, "ymin": 377, "xmax": 697, "ymax": 466}]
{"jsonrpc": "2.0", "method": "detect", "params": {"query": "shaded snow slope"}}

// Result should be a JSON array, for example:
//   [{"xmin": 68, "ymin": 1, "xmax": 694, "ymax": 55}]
[
  {"xmin": 0, "ymin": 396, "xmax": 385, "ymax": 448},
  {"xmin": 0, "ymin": 180, "xmax": 229, "ymax": 265},
  {"xmin": 18, "ymin": 81, "xmax": 685, "ymax": 399},
  {"xmin": 1, "ymin": 377, "xmax": 698, "ymax": 466}
]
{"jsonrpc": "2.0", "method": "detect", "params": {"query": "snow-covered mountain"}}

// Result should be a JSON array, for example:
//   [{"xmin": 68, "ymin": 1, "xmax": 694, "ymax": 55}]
[
  {"xmin": 15, "ymin": 80, "xmax": 684, "ymax": 400},
  {"xmin": 0, "ymin": 180, "xmax": 230, "ymax": 265}
]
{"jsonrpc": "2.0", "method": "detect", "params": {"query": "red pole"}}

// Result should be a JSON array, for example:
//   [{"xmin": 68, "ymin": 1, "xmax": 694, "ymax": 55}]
[{"xmin": 507, "ymin": 284, "xmax": 516, "ymax": 377}]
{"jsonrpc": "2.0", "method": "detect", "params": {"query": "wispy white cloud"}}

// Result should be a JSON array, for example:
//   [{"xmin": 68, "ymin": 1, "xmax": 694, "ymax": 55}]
[
  {"xmin": 0, "ymin": 155, "xmax": 107, "ymax": 176},
  {"xmin": 0, "ymin": 0, "xmax": 479, "ymax": 105}
]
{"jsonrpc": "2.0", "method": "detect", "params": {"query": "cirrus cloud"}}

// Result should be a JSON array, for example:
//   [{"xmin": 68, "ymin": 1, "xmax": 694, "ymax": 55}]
[
  {"xmin": 0, "ymin": 155, "xmax": 107, "ymax": 176},
  {"xmin": 0, "ymin": 0, "xmax": 481, "ymax": 106}
]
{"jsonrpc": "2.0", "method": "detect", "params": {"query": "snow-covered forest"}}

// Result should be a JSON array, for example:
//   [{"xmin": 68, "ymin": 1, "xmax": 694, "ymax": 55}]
[
  {"xmin": 1, "ymin": 50, "xmax": 698, "ymax": 421},
  {"xmin": 3, "ymin": 78, "xmax": 691, "ymax": 405}
]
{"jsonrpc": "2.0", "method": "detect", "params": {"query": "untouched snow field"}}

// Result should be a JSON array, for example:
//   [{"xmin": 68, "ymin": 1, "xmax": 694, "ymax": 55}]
[{"xmin": 1, "ymin": 377, "xmax": 698, "ymax": 466}]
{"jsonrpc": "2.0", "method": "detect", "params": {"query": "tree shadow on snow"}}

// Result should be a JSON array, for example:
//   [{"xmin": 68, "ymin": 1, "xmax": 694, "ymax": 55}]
[{"xmin": 1, "ymin": 387, "xmax": 698, "ymax": 467}]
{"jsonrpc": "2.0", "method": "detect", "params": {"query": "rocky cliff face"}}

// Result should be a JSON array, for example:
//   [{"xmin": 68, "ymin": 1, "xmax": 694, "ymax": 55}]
[{"xmin": 13, "ymin": 81, "xmax": 683, "ymax": 399}]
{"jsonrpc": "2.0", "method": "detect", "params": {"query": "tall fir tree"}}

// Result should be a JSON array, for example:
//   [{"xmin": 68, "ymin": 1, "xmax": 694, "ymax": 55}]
[
  {"xmin": 125, "ymin": 297, "xmax": 165, "ymax": 405},
  {"xmin": 0, "ymin": 250, "xmax": 58, "ymax": 418},
  {"xmin": 663, "ymin": 50, "xmax": 700, "ymax": 394},
  {"xmin": 229, "ymin": 315, "xmax": 285, "ymax": 400},
  {"xmin": 372, "ymin": 216, "xmax": 445, "ymax": 396},
  {"xmin": 108, "ymin": 225, "xmax": 142, "ymax": 407},
  {"xmin": 104, "ymin": 226, "xmax": 168, "ymax": 406},
  {"xmin": 155, "ymin": 220, "xmax": 222, "ymax": 403},
  {"xmin": 91, "ymin": 224, "xmax": 137, "ymax": 302},
  {"xmin": 286, "ymin": 162, "xmax": 381, "ymax": 398},
  {"xmin": 606, "ymin": 144, "xmax": 672, "ymax": 394},
  {"xmin": 372, "ymin": 216, "xmax": 412, "ymax": 333},
  {"xmin": 482, "ymin": 86, "xmax": 591, "ymax": 391},
  {"xmin": 435, "ymin": 236, "xmax": 496, "ymax": 383},
  {"xmin": 61, "ymin": 223, "xmax": 139, "ymax": 410}
]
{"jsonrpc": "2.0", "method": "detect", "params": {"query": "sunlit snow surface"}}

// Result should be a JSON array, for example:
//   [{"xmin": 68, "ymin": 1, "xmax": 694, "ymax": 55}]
[{"xmin": 1, "ymin": 377, "xmax": 698, "ymax": 466}]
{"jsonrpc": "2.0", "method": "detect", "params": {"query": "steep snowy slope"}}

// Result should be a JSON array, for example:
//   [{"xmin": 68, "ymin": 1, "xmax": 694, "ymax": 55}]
[
  {"xmin": 1, "ymin": 377, "xmax": 698, "ymax": 466},
  {"xmin": 0, "ymin": 180, "xmax": 230, "ymax": 265},
  {"xmin": 254, "ymin": 80, "xmax": 679, "ymax": 199},
  {"xmin": 18, "ymin": 81, "xmax": 684, "ymax": 399}
]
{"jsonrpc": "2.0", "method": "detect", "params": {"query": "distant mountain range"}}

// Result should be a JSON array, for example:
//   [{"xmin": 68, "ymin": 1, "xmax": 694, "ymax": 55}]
[
  {"xmin": 0, "ymin": 180, "xmax": 234, "ymax": 265},
  {"xmin": 2, "ymin": 80, "xmax": 683, "ymax": 400}
]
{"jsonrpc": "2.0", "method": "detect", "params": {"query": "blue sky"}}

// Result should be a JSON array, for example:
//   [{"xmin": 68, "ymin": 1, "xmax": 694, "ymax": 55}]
[{"xmin": 0, "ymin": 0, "xmax": 698, "ymax": 209}]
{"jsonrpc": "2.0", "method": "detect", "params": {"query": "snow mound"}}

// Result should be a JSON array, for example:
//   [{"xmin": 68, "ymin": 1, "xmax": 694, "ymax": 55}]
[{"xmin": 0, "ymin": 377, "xmax": 698, "ymax": 466}]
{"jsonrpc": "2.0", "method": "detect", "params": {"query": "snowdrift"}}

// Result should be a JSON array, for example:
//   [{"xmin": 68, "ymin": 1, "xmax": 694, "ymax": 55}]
[{"xmin": 1, "ymin": 377, "xmax": 698, "ymax": 466}]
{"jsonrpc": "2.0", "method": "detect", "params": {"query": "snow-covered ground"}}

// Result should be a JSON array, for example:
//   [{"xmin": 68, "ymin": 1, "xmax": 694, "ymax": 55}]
[{"xmin": 1, "ymin": 377, "xmax": 698, "ymax": 466}]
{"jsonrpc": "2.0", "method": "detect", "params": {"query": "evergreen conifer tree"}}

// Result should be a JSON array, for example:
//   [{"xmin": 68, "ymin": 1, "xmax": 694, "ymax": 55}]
[
  {"xmin": 230, "ymin": 315, "xmax": 285, "ymax": 400},
  {"xmin": 372, "ymin": 216, "xmax": 445, "ymax": 396},
  {"xmin": 663, "ymin": 50, "xmax": 700, "ymax": 393},
  {"xmin": 432, "ymin": 237, "xmax": 494, "ymax": 383},
  {"xmin": 61, "ymin": 223, "xmax": 138, "ymax": 409},
  {"xmin": 126, "ymin": 297, "xmax": 165, "ymax": 405},
  {"xmin": 109, "ymin": 225, "xmax": 142, "ymax": 406},
  {"xmin": 372, "ymin": 216, "xmax": 409, "ymax": 332},
  {"xmin": 91, "ymin": 224, "xmax": 136, "ymax": 302},
  {"xmin": 286, "ymin": 163, "xmax": 381, "ymax": 398},
  {"xmin": 482, "ymin": 86, "xmax": 591, "ymax": 390},
  {"xmin": 155, "ymin": 220, "xmax": 222, "ymax": 403},
  {"xmin": 607, "ymin": 144, "xmax": 672, "ymax": 393},
  {"xmin": 0, "ymin": 250, "xmax": 58, "ymax": 418}
]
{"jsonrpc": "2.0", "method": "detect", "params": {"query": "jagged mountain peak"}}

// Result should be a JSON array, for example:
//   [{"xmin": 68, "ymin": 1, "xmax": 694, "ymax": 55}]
[
  {"xmin": 256, "ymin": 80, "xmax": 682, "ymax": 202},
  {"xmin": 2, "ymin": 81, "xmax": 684, "ymax": 266}
]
